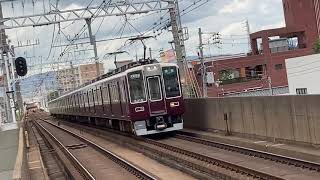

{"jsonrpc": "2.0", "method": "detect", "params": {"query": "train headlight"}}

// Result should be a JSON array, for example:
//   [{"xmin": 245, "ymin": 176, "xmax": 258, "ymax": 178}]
[
  {"xmin": 146, "ymin": 65, "xmax": 158, "ymax": 71},
  {"xmin": 170, "ymin": 102, "xmax": 179, "ymax": 108}
]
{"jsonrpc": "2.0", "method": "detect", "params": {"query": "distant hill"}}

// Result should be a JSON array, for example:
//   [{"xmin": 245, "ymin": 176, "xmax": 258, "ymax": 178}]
[{"xmin": 20, "ymin": 71, "xmax": 58, "ymax": 99}]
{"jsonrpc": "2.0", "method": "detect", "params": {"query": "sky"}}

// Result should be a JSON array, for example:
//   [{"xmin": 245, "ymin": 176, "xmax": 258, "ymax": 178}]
[{"xmin": 1, "ymin": 0, "xmax": 285, "ymax": 75}]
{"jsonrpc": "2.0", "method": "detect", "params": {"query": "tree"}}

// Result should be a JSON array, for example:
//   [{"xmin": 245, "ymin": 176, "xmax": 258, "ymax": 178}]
[{"xmin": 313, "ymin": 39, "xmax": 320, "ymax": 53}]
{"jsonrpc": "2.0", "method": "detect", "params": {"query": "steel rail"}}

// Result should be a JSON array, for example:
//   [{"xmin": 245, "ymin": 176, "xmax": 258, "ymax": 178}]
[
  {"xmin": 40, "ymin": 120, "xmax": 157, "ymax": 180},
  {"xmin": 141, "ymin": 137, "xmax": 285, "ymax": 180},
  {"xmin": 53, "ymin": 120, "xmax": 285, "ymax": 180},
  {"xmin": 33, "ymin": 120, "xmax": 96, "ymax": 180},
  {"xmin": 176, "ymin": 131, "xmax": 320, "ymax": 172}
]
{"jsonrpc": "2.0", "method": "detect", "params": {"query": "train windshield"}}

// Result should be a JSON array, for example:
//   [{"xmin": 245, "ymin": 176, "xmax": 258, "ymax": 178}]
[
  {"xmin": 128, "ymin": 71, "xmax": 146, "ymax": 103},
  {"xmin": 147, "ymin": 76, "xmax": 162, "ymax": 101},
  {"xmin": 162, "ymin": 66, "xmax": 181, "ymax": 98}
]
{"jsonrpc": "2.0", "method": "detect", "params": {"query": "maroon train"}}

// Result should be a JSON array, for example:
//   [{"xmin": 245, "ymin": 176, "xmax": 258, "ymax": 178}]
[{"xmin": 48, "ymin": 62, "xmax": 184, "ymax": 136}]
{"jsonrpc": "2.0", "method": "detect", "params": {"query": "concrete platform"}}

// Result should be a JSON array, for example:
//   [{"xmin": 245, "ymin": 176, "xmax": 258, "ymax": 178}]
[
  {"xmin": 181, "ymin": 128, "xmax": 320, "ymax": 164},
  {"xmin": 0, "ymin": 124, "xmax": 19, "ymax": 180}
]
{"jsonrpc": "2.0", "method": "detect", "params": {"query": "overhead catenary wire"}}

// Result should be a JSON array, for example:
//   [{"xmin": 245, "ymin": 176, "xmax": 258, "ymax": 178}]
[
  {"xmin": 25, "ymin": 0, "xmax": 211, "ymax": 97},
  {"xmin": 31, "ymin": 0, "xmax": 112, "ymax": 96}
]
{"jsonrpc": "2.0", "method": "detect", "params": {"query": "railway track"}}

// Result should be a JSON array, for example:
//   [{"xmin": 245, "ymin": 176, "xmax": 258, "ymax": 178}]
[
  {"xmin": 43, "ymin": 118, "xmax": 291, "ymax": 180},
  {"xmin": 31, "ymin": 110, "xmax": 320, "ymax": 180},
  {"xmin": 31, "ymin": 117, "xmax": 157, "ymax": 180},
  {"xmin": 175, "ymin": 131, "xmax": 320, "ymax": 172},
  {"xmin": 27, "ymin": 120, "xmax": 71, "ymax": 180}
]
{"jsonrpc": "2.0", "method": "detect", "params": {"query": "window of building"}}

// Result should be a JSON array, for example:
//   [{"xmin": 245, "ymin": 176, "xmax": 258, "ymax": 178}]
[
  {"xmin": 275, "ymin": 64, "xmax": 283, "ymax": 70},
  {"xmin": 296, "ymin": 88, "xmax": 308, "ymax": 95}
]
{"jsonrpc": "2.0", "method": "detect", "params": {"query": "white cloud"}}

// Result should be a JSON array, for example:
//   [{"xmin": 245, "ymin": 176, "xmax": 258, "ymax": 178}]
[
  {"xmin": 2, "ymin": 0, "xmax": 285, "ymax": 73},
  {"xmin": 219, "ymin": 0, "xmax": 249, "ymax": 14}
]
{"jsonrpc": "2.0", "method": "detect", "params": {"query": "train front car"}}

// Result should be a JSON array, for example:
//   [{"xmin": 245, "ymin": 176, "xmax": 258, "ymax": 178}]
[{"xmin": 127, "ymin": 63, "xmax": 184, "ymax": 136}]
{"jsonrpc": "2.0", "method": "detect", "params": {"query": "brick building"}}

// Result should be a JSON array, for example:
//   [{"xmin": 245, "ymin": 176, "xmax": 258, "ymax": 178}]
[
  {"xmin": 194, "ymin": 0, "xmax": 320, "ymax": 97},
  {"xmin": 79, "ymin": 63, "xmax": 104, "ymax": 84},
  {"xmin": 57, "ymin": 63, "xmax": 104, "ymax": 93}
]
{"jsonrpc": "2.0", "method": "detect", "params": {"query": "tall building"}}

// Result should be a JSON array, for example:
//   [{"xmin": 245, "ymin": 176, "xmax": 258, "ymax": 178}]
[
  {"xmin": 79, "ymin": 63, "xmax": 104, "ymax": 84},
  {"xmin": 57, "ymin": 63, "xmax": 105, "ymax": 93},
  {"xmin": 57, "ymin": 66, "xmax": 81, "ymax": 93},
  {"xmin": 192, "ymin": 0, "xmax": 320, "ymax": 97}
]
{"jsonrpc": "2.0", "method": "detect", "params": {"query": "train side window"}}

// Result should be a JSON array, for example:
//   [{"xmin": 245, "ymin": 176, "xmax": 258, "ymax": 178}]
[
  {"xmin": 91, "ymin": 89, "xmax": 95, "ymax": 107},
  {"xmin": 96, "ymin": 89, "xmax": 99, "ymax": 105},
  {"xmin": 121, "ymin": 80, "xmax": 126, "ymax": 102},
  {"xmin": 83, "ymin": 92, "xmax": 87, "ymax": 108},
  {"xmin": 113, "ymin": 83, "xmax": 119, "ymax": 103},
  {"xmin": 80, "ymin": 93, "xmax": 83, "ymax": 107},
  {"xmin": 110, "ymin": 84, "xmax": 114, "ymax": 103},
  {"xmin": 77, "ymin": 93, "xmax": 80, "ymax": 108},
  {"xmin": 88, "ymin": 90, "xmax": 92, "ymax": 106},
  {"xmin": 92, "ymin": 89, "xmax": 97, "ymax": 105},
  {"xmin": 107, "ymin": 84, "xmax": 112, "ymax": 105},
  {"xmin": 117, "ymin": 82, "xmax": 122, "ymax": 102},
  {"xmin": 99, "ymin": 86, "xmax": 104, "ymax": 105},
  {"xmin": 70, "ymin": 96, "xmax": 72, "ymax": 110},
  {"xmin": 92, "ymin": 89, "xmax": 96, "ymax": 106},
  {"xmin": 96, "ymin": 87, "xmax": 102, "ymax": 105},
  {"xmin": 71, "ymin": 95, "xmax": 73, "ymax": 109},
  {"xmin": 103, "ymin": 86, "xmax": 109, "ymax": 104}
]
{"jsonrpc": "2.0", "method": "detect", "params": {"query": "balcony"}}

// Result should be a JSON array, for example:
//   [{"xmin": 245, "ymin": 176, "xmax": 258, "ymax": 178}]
[{"xmin": 220, "ymin": 76, "xmax": 262, "ymax": 85}]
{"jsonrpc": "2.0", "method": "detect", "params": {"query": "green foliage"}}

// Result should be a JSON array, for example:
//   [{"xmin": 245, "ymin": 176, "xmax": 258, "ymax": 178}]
[
  {"xmin": 313, "ymin": 39, "xmax": 320, "ymax": 53},
  {"xmin": 219, "ymin": 70, "xmax": 233, "ymax": 81}
]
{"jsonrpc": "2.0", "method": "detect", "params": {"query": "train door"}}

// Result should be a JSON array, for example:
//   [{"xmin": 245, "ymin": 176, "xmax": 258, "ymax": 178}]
[
  {"xmin": 102, "ymin": 84, "xmax": 111, "ymax": 116},
  {"xmin": 146, "ymin": 76, "xmax": 166, "ymax": 115},
  {"xmin": 117, "ymin": 81, "xmax": 124, "ymax": 117},
  {"xmin": 120, "ymin": 79, "xmax": 128, "ymax": 117},
  {"xmin": 110, "ymin": 83, "xmax": 120, "ymax": 116}
]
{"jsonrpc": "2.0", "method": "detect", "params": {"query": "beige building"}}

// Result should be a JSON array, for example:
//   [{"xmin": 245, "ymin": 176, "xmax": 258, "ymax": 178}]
[
  {"xmin": 57, "ymin": 63, "xmax": 105, "ymax": 94},
  {"xmin": 57, "ymin": 66, "xmax": 81, "ymax": 93},
  {"xmin": 79, "ymin": 63, "xmax": 104, "ymax": 84}
]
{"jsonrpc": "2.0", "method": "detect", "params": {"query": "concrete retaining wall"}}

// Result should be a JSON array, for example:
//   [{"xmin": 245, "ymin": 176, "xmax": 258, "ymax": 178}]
[{"xmin": 184, "ymin": 95, "xmax": 320, "ymax": 145}]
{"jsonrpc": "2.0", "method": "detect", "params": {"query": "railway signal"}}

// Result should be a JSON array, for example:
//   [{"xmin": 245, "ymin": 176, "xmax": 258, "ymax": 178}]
[{"xmin": 15, "ymin": 57, "xmax": 28, "ymax": 77}]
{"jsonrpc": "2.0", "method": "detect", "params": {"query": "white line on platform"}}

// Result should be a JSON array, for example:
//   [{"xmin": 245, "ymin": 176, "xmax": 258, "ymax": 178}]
[{"xmin": 254, "ymin": 141, "xmax": 267, "ymax": 144}]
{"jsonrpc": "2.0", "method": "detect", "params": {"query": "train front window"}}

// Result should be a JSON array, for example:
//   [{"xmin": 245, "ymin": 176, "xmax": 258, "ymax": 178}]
[
  {"xmin": 162, "ymin": 66, "xmax": 181, "ymax": 98},
  {"xmin": 128, "ymin": 71, "xmax": 146, "ymax": 103},
  {"xmin": 147, "ymin": 76, "xmax": 162, "ymax": 101}
]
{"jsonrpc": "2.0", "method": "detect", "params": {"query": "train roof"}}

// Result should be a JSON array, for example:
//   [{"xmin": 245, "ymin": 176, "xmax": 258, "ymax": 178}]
[{"xmin": 49, "ymin": 62, "xmax": 178, "ymax": 103}]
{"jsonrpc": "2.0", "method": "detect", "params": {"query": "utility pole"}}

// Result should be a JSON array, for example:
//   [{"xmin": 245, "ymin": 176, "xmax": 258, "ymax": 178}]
[
  {"xmin": 245, "ymin": 19, "xmax": 251, "ymax": 53},
  {"xmin": 198, "ymin": 28, "xmax": 207, "ymax": 98},
  {"xmin": 169, "ymin": 0, "xmax": 186, "ymax": 81},
  {"xmin": 0, "ymin": 2, "xmax": 16, "ymax": 124},
  {"xmin": 149, "ymin": 47, "xmax": 153, "ymax": 59},
  {"xmin": 198, "ymin": 28, "xmax": 222, "ymax": 98},
  {"xmin": 86, "ymin": 18, "xmax": 100, "ymax": 77}
]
